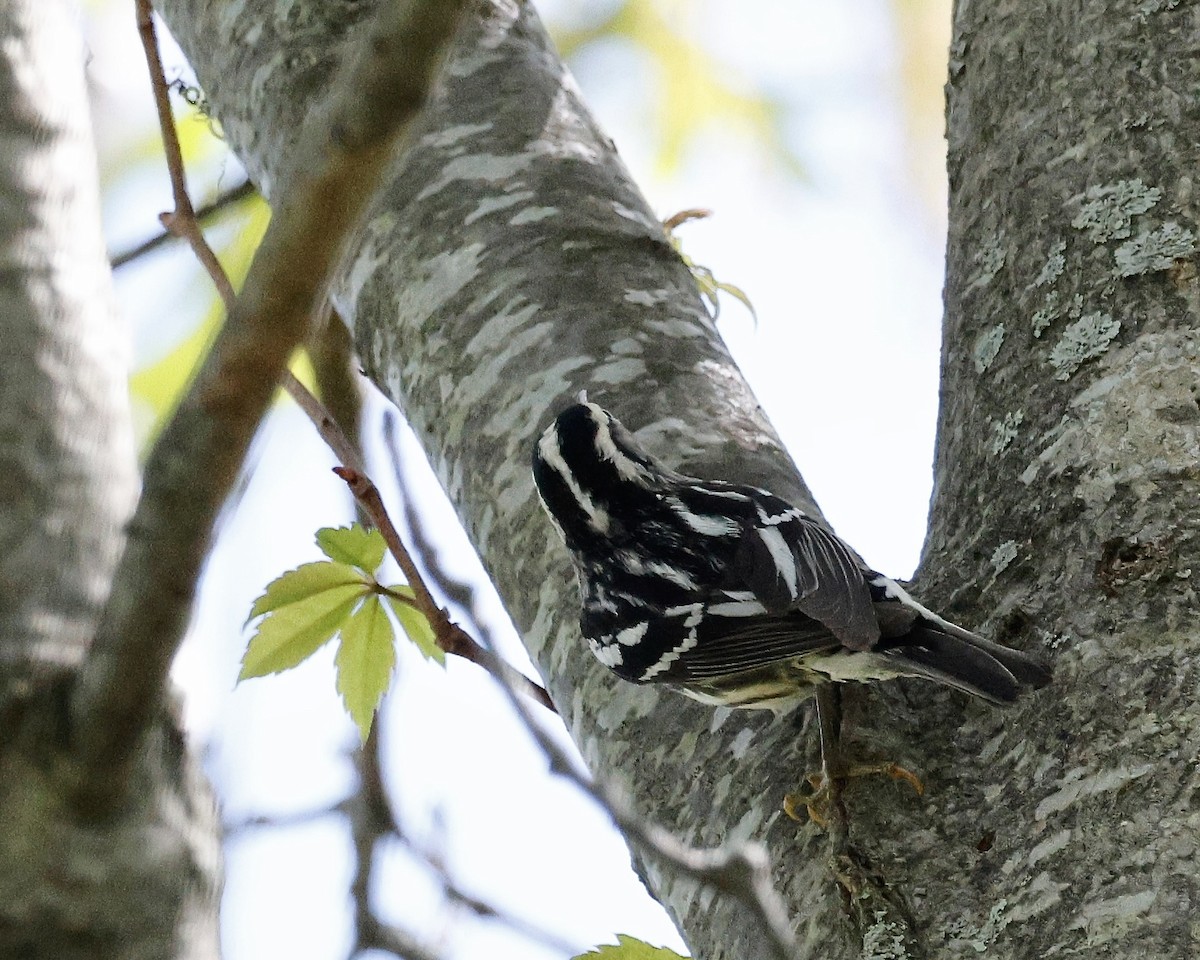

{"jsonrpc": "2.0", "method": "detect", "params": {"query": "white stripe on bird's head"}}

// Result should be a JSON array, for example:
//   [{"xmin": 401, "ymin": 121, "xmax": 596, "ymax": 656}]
[
  {"xmin": 567, "ymin": 401, "xmax": 657, "ymax": 486},
  {"xmin": 536, "ymin": 425, "xmax": 611, "ymax": 534}
]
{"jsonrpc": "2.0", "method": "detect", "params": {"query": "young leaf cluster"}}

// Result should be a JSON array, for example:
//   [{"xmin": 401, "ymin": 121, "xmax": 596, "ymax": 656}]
[
  {"xmin": 664, "ymin": 210, "xmax": 757, "ymax": 323},
  {"xmin": 240, "ymin": 524, "xmax": 443, "ymax": 739},
  {"xmin": 573, "ymin": 935, "xmax": 688, "ymax": 960}
]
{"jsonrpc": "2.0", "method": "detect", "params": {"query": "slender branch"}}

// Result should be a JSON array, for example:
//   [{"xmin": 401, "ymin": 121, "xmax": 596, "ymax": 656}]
[
  {"xmin": 110, "ymin": 179, "xmax": 258, "ymax": 270},
  {"xmin": 381, "ymin": 411, "xmax": 484, "ymax": 628},
  {"xmin": 349, "ymin": 726, "xmax": 388, "ymax": 957},
  {"xmin": 133, "ymin": 0, "xmax": 236, "ymax": 305},
  {"xmin": 661, "ymin": 207, "xmax": 712, "ymax": 231},
  {"xmin": 360, "ymin": 921, "xmax": 446, "ymax": 960},
  {"xmin": 428, "ymin": 873, "xmax": 582, "ymax": 957},
  {"xmin": 224, "ymin": 802, "xmax": 344, "ymax": 835},
  {"xmin": 71, "ymin": 0, "xmax": 473, "ymax": 811},
  {"xmin": 476, "ymin": 624, "xmax": 798, "ymax": 960},
  {"xmin": 346, "ymin": 723, "xmax": 578, "ymax": 959}
]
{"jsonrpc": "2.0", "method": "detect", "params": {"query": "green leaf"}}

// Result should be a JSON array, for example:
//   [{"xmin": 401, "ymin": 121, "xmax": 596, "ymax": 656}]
[
  {"xmin": 664, "ymin": 219, "xmax": 757, "ymax": 326},
  {"xmin": 317, "ymin": 524, "xmax": 388, "ymax": 573},
  {"xmin": 711, "ymin": 279, "xmax": 757, "ymax": 323},
  {"xmin": 247, "ymin": 560, "xmax": 365, "ymax": 621},
  {"xmin": 384, "ymin": 590, "xmax": 444, "ymax": 665},
  {"xmin": 239, "ymin": 583, "xmax": 364, "ymax": 679},
  {"xmin": 573, "ymin": 935, "xmax": 688, "ymax": 960},
  {"xmin": 335, "ymin": 595, "xmax": 397, "ymax": 740}
]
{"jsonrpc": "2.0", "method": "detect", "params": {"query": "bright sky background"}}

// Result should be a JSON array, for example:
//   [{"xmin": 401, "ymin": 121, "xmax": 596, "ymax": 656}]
[{"xmin": 87, "ymin": 0, "xmax": 949, "ymax": 956}]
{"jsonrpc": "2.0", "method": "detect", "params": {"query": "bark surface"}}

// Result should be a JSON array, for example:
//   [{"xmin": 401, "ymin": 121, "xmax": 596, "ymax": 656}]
[{"xmin": 0, "ymin": 2, "xmax": 220, "ymax": 957}]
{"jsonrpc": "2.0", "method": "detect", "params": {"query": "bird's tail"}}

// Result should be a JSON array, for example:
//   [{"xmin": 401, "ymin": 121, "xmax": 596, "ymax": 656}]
[{"xmin": 884, "ymin": 622, "xmax": 1053, "ymax": 706}]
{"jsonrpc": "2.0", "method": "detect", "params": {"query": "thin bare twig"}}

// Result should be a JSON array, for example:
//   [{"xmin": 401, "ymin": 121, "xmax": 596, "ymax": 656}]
[
  {"xmin": 381, "ymin": 411, "xmax": 482, "ymax": 627},
  {"xmin": 479, "ymin": 618, "xmax": 798, "ymax": 960},
  {"xmin": 224, "ymin": 802, "xmax": 344, "ymax": 835},
  {"xmin": 361, "ymin": 921, "xmax": 445, "ymax": 960},
  {"xmin": 110, "ymin": 178, "xmax": 258, "ymax": 270},
  {"xmin": 71, "ymin": 0, "xmax": 473, "ymax": 811},
  {"xmin": 133, "ymin": 0, "xmax": 236, "ymax": 305},
  {"xmin": 347, "ymin": 723, "xmax": 579, "ymax": 959}
]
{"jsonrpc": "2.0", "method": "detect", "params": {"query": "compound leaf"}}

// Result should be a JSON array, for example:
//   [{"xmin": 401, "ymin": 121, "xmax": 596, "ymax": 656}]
[{"xmin": 247, "ymin": 560, "xmax": 365, "ymax": 621}]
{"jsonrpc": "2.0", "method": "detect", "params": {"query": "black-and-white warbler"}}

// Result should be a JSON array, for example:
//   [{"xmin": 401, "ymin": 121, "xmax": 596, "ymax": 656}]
[{"xmin": 532, "ymin": 399, "xmax": 1051, "ymax": 710}]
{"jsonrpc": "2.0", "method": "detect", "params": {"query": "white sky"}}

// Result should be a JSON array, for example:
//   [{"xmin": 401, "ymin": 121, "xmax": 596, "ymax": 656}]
[{"xmin": 89, "ymin": 0, "xmax": 949, "ymax": 956}]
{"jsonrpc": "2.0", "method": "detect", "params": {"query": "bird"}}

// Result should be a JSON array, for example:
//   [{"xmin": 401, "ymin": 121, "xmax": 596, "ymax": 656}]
[{"xmin": 531, "ymin": 398, "xmax": 1052, "ymax": 714}]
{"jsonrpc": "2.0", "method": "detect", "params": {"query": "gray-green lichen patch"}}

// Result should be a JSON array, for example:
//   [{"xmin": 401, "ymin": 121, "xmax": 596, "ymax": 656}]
[
  {"xmin": 1073, "ymin": 890, "xmax": 1158, "ymax": 947},
  {"xmin": 968, "ymin": 233, "xmax": 1007, "ymax": 289},
  {"xmin": 1027, "ymin": 828, "xmax": 1072, "ymax": 867},
  {"xmin": 418, "ymin": 121, "xmax": 494, "ymax": 150},
  {"xmin": 1135, "ymin": 0, "xmax": 1182, "ymax": 19},
  {"xmin": 417, "ymin": 152, "xmax": 532, "ymax": 203},
  {"xmin": 991, "ymin": 540, "xmax": 1018, "ymax": 573},
  {"xmin": 590, "ymin": 356, "xmax": 648, "ymax": 385},
  {"xmin": 1031, "ymin": 291, "xmax": 1060, "ymax": 338},
  {"xmin": 594, "ymin": 669, "xmax": 660, "ymax": 733},
  {"xmin": 365, "ymin": 242, "xmax": 485, "ymax": 357},
  {"xmin": 946, "ymin": 898, "xmax": 1011, "ymax": 954},
  {"xmin": 728, "ymin": 726, "xmax": 757, "ymax": 760},
  {"xmin": 1070, "ymin": 179, "xmax": 1161, "ymax": 242},
  {"xmin": 611, "ymin": 200, "xmax": 662, "ymax": 232},
  {"xmin": 463, "ymin": 297, "xmax": 541, "ymax": 358},
  {"xmin": 1047, "ymin": 312, "xmax": 1119, "ymax": 380},
  {"xmin": 989, "ymin": 410, "xmax": 1024, "ymax": 454},
  {"xmin": 624, "ymin": 287, "xmax": 674, "ymax": 307},
  {"xmin": 1028, "ymin": 239, "xmax": 1067, "ymax": 289},
  {"xmin": 862, "ymin": 910, "xmax": 910, "ymax": 960},
  {"xmin": 459, "ymin": 316, "xmax": 558, "ymax": 419},
  {"xmin": 974, "ymin": 323, "xmax": 1006, "ymax": 373},
  {"xmin": 1113, "ymin": 222, "xmax": 1196, "ymax": 277},
  {"xmin": 1005, "ymin": 872, "xmax": 1069, "ymax": 923}
]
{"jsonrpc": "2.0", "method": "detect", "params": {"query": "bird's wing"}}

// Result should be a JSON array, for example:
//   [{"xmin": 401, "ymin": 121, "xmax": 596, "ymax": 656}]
[
  {"xmin": 646, "ymin": 606, "xmax": 839, "ymax": 682},
  {"xmin": 582, "ymin": 589, "xmax": 839, "ymax": 685},
  {"xmin": 728, "ymin": 492, "xmax": 880, "ymax": 650}
]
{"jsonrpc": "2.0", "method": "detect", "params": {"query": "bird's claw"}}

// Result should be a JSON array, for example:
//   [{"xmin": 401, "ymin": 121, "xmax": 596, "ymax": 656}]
[{"xmin": 784, "ymin": 762, "xmax": 924, "ymax": 827}]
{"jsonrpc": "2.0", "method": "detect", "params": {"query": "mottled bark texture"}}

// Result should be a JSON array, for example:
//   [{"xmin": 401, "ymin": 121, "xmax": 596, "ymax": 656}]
[
  {"xmin": 156, "ymin": 0, "xmax": 1198, "ymax": 958},
  {"xmin": 919, "ymin": 0, "xmax": 1199, "ymax": 954},
  {"xmin": 0, "ymin": 2, "xmax": 220, "ymax": 958}
]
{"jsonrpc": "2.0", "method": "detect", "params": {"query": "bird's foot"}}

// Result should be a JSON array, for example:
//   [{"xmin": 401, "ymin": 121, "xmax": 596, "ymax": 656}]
[{"xmin": 783, "ymin": 761, "xmax": 924, "ymax": 827}]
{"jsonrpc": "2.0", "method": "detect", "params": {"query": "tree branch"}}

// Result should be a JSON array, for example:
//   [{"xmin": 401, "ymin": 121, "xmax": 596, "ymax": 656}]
[
  {"xmin": 70, "ymin": 0, "xmax": 472, "ymax": 812},
  {"xmin": 128, "ymin": 0, "xmax": 554, "ymax": 742}
]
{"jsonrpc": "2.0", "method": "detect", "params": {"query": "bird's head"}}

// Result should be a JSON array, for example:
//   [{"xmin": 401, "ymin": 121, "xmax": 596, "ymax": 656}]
[{"xmin": 532, "ymin": 399, "xmax": 663, "ymax": 549}]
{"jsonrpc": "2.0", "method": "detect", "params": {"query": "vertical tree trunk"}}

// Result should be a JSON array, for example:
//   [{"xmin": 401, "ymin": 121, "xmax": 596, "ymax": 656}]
[
  {"xmin": 0, "ymin": 3, "xmax": 220, "ymax": 957},
  {"xmin": 917, "ymin": 1, "xmax": 1199, "ymax": 954}
]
